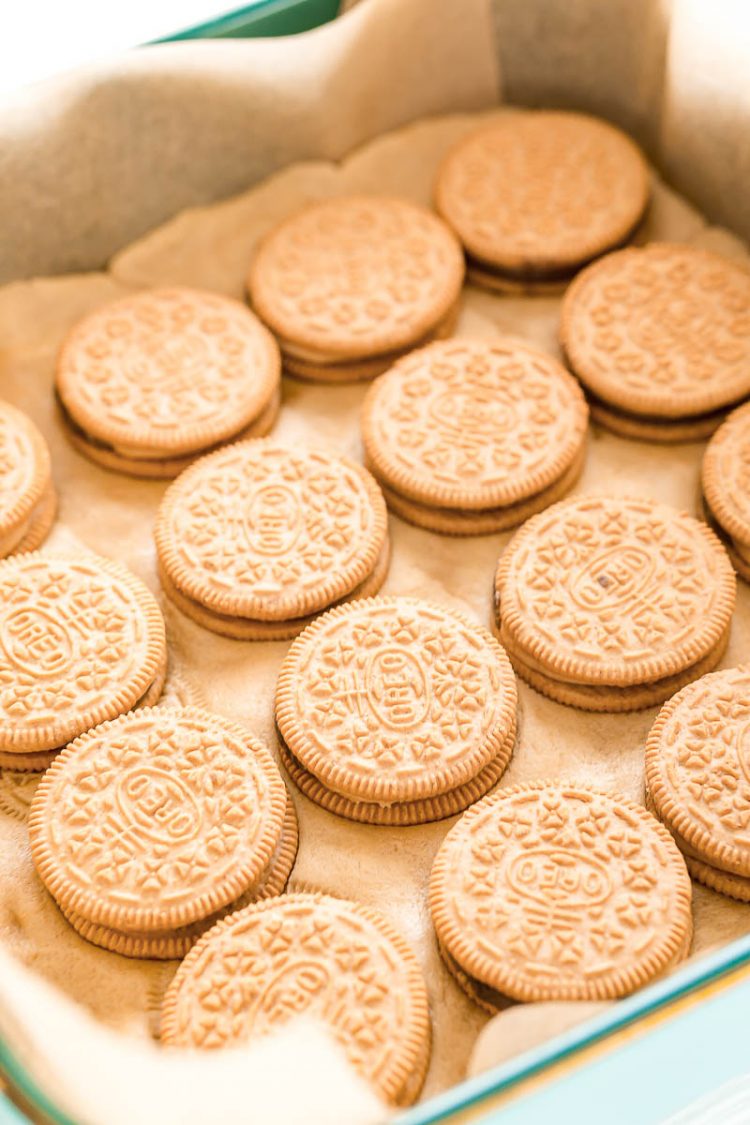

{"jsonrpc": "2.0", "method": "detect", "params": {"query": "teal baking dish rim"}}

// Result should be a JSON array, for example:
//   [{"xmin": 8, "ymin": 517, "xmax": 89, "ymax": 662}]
[
  {"xmin": 152, "ymin": 0, "xmax": 340, "ymax": 42},
  {"xmin": 1, "ymin": 1, "xmax": 749, "ymax": 1120},
  {"xmin": 1, "ymin": 932, "xmax": 749, "ymax": 1123}
]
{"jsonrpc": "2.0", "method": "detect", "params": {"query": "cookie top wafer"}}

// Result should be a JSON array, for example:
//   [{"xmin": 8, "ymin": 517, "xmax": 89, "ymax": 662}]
[
  {"xmin": 276, "ymin": 596, "xmax": 517, "ymax": 804},
  {"xmin": 703, "ymin": 402, "xmax": 750, "ymax": 546},
  {"xmin": 429, "ymin": 783, "xmax": 692, "ymax": 1002},
  {"xmin": 155, "ymin": 440, "xmax": 387, "ymax": 622},
  {"xmin": 0, "ymin": 401, "xmax": 51, "ymax": 552},
  {"xmin": 495, "ymin": 496, "xmax": 735, "ymax": 686},
  {"xmin": 0, "ymin": 553, "xmax": 166, "ymax": 753},
  {"xmin": 435, "ymin": 112, "xmax": 649, "ymax": 276},
  {"xmin": 561, "ymin": 244, "xmax": 750, "ymax": 418},
  {"xmin": 161, "ymin": 892, "xmax": 430, "ymax": 1105},
  {"xmin": 29, "ymin": 707, "xmax": 287, "ymax": 932},
  {"xmin": 56, "ymin": 288, "xmax": 280, "ymax": 457},
  {"xmin": 362, "ymin": 339, "xmax": 588, "ymax": 510},
  {"xmin": 248, "ymin": 196, "xmax": 464, "ymax": 360},
  {"xmin": 646, "ymin": 666, "xmax": 750, "ymax": 877}
]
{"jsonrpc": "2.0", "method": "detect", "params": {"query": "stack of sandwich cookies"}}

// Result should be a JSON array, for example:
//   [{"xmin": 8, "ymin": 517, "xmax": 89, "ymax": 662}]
[
  {"xmin": 155, "ymin": 439, "xmax": 389, "ymax": 640},
  {"xmin": 56, "ymin": 288, "xmax": 281, "ymax": 477},
  {"xmin": 494, "ymin": 496, "xmax": 736, "ymax": 712},
  {"xmin": 429, "ymin": 783, "xmax": 693, "ymax": 1010},
  {"xmin": 646, "ymin": 666, "xmax": 750, "ymax": 902},
  {"xmin": 0, "ymin": 400, "xmax": 56, "ymax": 556},
  {"xmin": 361, "ymin": 338, "xmax": 588, "ymax": 535},
  {"xmin": 247, "ymin": 196, "xmax": 464, "ymax": 382},
  {"xmin": 29, "ymin": 708, "xmax": 297, "ymax": 959},
  {"xmin": 0, "ymin": 553, "xmax": 166, "ymax": 770},
  {"xmin": 275, "ymin": 596, "xmax": 517, "ymax": 825},
  {"xmin": 161, "ymin": 892, "xmax": 431, "ymax": 1106},
  {"xmin": 702, "ymin": 402, "xmax": 750, "ymax": 581},
  {"xmin": 435, "ymin": 111, "xmax": 649, "ymax": 293},
  {"xmin": 561, "ymin": 244, "xmax": 750, "ymax": 442}
]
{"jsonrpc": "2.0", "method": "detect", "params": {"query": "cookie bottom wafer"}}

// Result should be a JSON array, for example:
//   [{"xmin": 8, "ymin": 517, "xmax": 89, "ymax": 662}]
[
  {"xmin": 60, "ymin": 388, "xmax": 281, "ymax": 479},
  {"xmin": 646, "ymin": 786, "xmax": 750, "ymax": 901},
  {"xmin": 6, "ymin": 484, "xmax": 57, "ymax": 557},
  {"xmin": 0, "ymin": 659, "xmax": 167, "ymax": 772},
  {"xmin": 466, "ymin": 262, "xmax": 569, "ymax": 296},
  {"xmin": 465, "ymin": 208, "xmax": 645, "ymax": 297},
  {"xmin": 440, "ymin": 915, "xmax": 692, "ymax": 1015},
  {"xmin": 61, "ymin": 794, "xmax": 299, "ymax": 959},
  {"xmin": 703, "ymin": 496, "xmax": 750, "ymax": 584},
  {"xmin": 159, "ymin": 538, "xmax": 390, "ymax": 641},
  {"xmin": 374, "ymin": 446, "xmax": 584, "ymax": 537},
  {"xmin": 501, "ymin": 627, "xmax": 729, "ymax": 712},
  {"xmin": 281, "ymin": 303, "xmax": 460, "ymax": 383},
  {"xmin": 588, "ymin": 397, "xmax": 726, "ymax": 444},
  {"xmin": 277, "ymin": 722, "xmax": 515, "ymax": 826}
]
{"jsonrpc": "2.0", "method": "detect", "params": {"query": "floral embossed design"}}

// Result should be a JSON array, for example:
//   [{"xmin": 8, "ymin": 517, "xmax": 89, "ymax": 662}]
[
  {"xmin": 279, "ymin": 599, "xmax": 514, "ymax": 799},
  {"xmin": 703, "ymin": 402, "xmax": 750, "ymax": 542},
  {"xmin": 156, "ymin": 443, "xmax": 386, "ymax": 619},
  {"xmin": 436, "ymin": 113, "xmax": 647, "ymax": 270},
  {"xmin": 57, "ymin": 289, "xmax": 278, "ymax": 452},
  {"xmin": 0, "ymin": 412, "xmax": 38, "ymax": 511},
  {"xmin": 362, "ymin": 339, "xmax": 586, "ymax": 508},
  {"xmin": 498, "ymin": 497, "xmax": 733, "ymax": 681},
  {"xmin": 35, "ymin": 711, "xmax": 280, "ymax": 913},
  {"xmin": 162, "ymin": 895, "xmax": 427, "ymax": 1103},
  {"xmin": 563, "ymin": 245, "xmax": 750, "ymax": 416},
  {"xmin": 0, "ymin": 769, "xmax": 39, "ymax": 820},
  {"xmin": 432, "ymin": 786, "xmax": 689, "ymax": 996},
  {"xmin": 0, "ymin": 556, "xmax": 157, "ymax": 738},
  {"xmin": 646, "ymin": 666, "xmax": 750, "ymax": 867},
  {"xmin": 0, "ymin": 402, "xmax": 50, "ymax": 538},
  {"xmin": 249, "ymin": 196, "xmax": 463, "ymax": 357}
]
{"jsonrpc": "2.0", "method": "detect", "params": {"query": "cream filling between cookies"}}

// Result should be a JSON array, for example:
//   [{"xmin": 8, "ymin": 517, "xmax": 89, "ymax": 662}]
[
  {"xmin": 465, "ymin": 208, "xmax": 648, "ymax": 288},
  {"xmin": 277, "ymin": 302, "xmax": 460, "ymax": 366},
  {"xmin": 0, "ymin": 479, "xmax": 54, "ymax": 556},
  {"xmin": 57, "ymin": 388, "xmax": 280, "ymax": 462},
  {"xmin": 161, "ymin": 537, "xmax": 390, "ymax": 635}
]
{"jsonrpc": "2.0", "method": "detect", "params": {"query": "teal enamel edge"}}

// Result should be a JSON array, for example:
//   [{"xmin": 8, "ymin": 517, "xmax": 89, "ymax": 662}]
[
  {"xmin": 0, "ymin": 1027, "xmax": 77, "ymax": 1125},
  {"xmin": 396, "ymin": 931, "xmax": 750, "ymax": 1124},
  {"xmin": 153, "ymin": 0, "xmax": 339, "ymax": 42},
  {"xmin": 1, "ymin": 934, "xmax": 750, "ymax": 1123}
]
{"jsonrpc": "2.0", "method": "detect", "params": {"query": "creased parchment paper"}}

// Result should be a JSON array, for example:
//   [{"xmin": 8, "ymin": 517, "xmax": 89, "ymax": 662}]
[{"xmin": 1, "ymin": 111, "xmax": 750, "ymax": 1123}]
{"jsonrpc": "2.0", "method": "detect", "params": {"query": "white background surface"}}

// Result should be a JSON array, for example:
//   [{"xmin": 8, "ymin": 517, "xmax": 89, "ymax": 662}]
[{"xmin": 1, "ymin": 0, "xmax": 246, "ymax": 98}]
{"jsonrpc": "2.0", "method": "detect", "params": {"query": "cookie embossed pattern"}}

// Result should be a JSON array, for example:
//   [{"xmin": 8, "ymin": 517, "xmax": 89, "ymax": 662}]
[
  {"xmin": 0, "ymin": 553, "xmax": 167, "ymax": 770},
  {"xmin": 161, "ymin": 893, "xmax": 431, "ymax": 1107},
  {"xmin": 248, "ymin": 195, "xmax": 464, "ymax": 382},
  {"xmin": 702, "ymin": 401, "xmax": 750, "ymax": 581},
  {"xmin": 429, "ymin": 784, "xmax": 693, "ymax": 1008},
  {"xmin": 494, "ymin": 495, "xmax": 736, "ymax": 711},
  {"xmin": 646, "ymin": 666, "xmax": 750, "ymax": 901},
  {"xmin": 155, "ymin": 439, "xmax": 389, "ymax": 640},
  {"xmin": 28, "ymin": 708, "xmax": 294, "ymax": 958},
  {"xmin": 0, "ymin": 399, "xmax": 56, "ymax": 557},
  {"xmin": 435, "ymin": 111, "xmax": 649, "ymax": 292},
  {"xmin": 56, "ymin": 288, "xmax": 281, "ymax": 477},
  {"xmin": 561, "ymin": 244, "xmax": 750, "ymax": 442},
  {"xmin": 275, "ymin": 596, "xmax": 517, "ymax": 824},
  {"xmin": 361, "ymin": 338, "xmax": 588, "ymax": 534}
]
